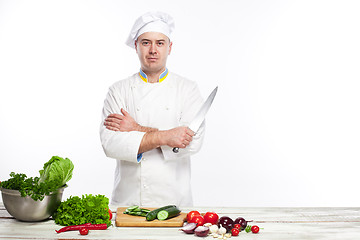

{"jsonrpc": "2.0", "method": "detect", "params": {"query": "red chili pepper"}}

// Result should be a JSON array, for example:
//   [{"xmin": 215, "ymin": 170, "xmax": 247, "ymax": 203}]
[
  {"xmin": 55, "ymin": 223, "xmax": 91, "ymax": 233},
  {"xmin": 86, "ymin": 224, "xmax": 108, "ymax": 230},
  {"xmin": 55, "ymin": 223, "xmax": 108, "ymax": 233}
]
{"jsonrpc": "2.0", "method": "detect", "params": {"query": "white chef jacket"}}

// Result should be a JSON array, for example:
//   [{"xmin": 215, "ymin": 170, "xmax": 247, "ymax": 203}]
[{"xmin": 100, "ymin": 70, "xmax": 205, "ymax": 207}]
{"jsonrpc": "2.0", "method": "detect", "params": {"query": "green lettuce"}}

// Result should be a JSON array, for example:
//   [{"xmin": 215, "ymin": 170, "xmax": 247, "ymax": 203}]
[
  {"xmin": 53, "ymin": 194, "xmax": 111, "ymax": 226},
  {"xmin": 39, "ymin": 156, "xmax": 74, "ymax": 188}
]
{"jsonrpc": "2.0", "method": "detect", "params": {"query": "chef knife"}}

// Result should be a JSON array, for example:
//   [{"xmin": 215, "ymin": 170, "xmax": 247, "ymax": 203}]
[{"xmin": 173, "ymin": 86, "xmax": 218, "ymax": 153}]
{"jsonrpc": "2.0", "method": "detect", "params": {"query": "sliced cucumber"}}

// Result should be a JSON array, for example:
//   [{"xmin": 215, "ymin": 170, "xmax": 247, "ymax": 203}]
[
  {"xmin": 145, "ymin": 205, "xmax": 177, "ymax": 221},
  {"xmin": 157, "ymin": 206, "xmax": 181, "ymax": 221},
  {"xmin": 124, "ymin": 205, "xmax": 140, "ymax": 213},
  {"xmin": 123, "ymin": 205, "xmax": 151, "ymax": 216}
]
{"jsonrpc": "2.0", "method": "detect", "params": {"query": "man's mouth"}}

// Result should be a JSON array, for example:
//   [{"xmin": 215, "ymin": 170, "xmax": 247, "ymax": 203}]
[{"xmin": 147, "ymin": 57, "xmax": 158, "ymax": 61}]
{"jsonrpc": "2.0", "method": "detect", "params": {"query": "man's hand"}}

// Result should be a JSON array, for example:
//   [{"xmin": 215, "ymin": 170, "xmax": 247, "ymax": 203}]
[
  {"xmin": 139, "ymin": 126, "xmax": 194, "ymax": 154},
  {"xmin": 162, "ymin": 126, "xmax": 195, "ymax": 149},
  {"xmin": 104, "ymin": 108, "xmax": 140, "ymax": 132}
]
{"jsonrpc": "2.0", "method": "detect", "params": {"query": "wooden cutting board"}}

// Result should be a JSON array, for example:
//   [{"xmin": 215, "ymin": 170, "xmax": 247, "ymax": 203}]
[{"xmin": 115, "ymin": 207, "xmax": 187, "ymax": 227}]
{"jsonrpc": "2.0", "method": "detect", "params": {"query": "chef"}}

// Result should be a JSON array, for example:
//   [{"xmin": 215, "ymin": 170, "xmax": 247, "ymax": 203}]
[{"xmin": 100, "ymin": 11, "xmax": 205, "ymax": 207}]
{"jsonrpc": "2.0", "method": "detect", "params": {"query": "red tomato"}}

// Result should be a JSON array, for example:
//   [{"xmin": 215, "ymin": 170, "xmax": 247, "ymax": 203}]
[
  {"xmin": 108, "ymin": 208, "xmax": 113, "ymax": 221},
  {"xmin": 233, "ymin": 223, "xmax": 241, "ymax": 230},
  {"xmin": 79, "ymin": 228, "xmax": 89, "ymax": 235},
  {"xmin": 231, "ymin": 228, "xmax": 240, "ymax": 236},
  {"xmin": 203, "ymin": 212, "xmax": 219, "ymax": 225},
  {"xmin": 187, "ymin": 210, "xmax": 201, "ymax": 222},
  {"xmin": 190, "ymin": 215, "xmax": 205, "ymax": 226},
  {"xmin": 251, "ymin": 225, "xmax": 260, "ymax": 234}
]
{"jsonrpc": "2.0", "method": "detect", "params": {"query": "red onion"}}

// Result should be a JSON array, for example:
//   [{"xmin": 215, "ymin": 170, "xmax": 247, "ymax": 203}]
[
  {"xmin": 180, "ymin": 222, "xmax": 197, "ymax": 234},
  {"xmin": 194, "ymin": 226, "xmax": 209, "ymax": 237}
]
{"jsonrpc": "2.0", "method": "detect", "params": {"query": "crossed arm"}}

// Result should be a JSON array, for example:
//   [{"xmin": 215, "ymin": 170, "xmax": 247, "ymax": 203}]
[{"xmin": 104, "ymin": 108, "xmax": 194, "ymax": 154}]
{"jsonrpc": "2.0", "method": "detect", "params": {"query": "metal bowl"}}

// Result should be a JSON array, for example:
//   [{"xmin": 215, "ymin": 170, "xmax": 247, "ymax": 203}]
[{"xmin": 1, "ymin": 186, "xmax": 66, "ymax": 222}]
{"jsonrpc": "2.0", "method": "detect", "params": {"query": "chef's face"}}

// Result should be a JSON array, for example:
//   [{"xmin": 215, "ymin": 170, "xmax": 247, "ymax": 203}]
[{"xmin": 135, "ymin": 32, "xmax": 172, "ymax": 75}]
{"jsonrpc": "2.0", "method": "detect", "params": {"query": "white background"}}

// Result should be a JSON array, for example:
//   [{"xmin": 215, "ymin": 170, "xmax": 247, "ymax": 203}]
[{"xmin": 1, "ymin": 0, "xmax": 359, "ymax": 207}]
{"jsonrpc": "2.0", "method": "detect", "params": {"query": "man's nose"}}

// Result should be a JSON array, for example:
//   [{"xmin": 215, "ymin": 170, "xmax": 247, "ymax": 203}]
[{"xmin": 149, "ymin": 44, "xmax": 157, "ymax": 54}]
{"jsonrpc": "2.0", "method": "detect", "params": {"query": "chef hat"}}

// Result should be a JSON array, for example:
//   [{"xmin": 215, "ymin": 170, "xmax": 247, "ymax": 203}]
[{"xmin": 125, "ymin": 11, "xmax": 175, "ymax": 48}]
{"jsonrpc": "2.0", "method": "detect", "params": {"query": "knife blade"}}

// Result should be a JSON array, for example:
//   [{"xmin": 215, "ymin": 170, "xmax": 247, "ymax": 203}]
[{"xmin": 173, "ymin": 86, "xmax": 218, "ymax": 153}]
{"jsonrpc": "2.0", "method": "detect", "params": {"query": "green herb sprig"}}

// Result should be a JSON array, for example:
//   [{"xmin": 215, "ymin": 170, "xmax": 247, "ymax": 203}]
[{"xmin": 0, "ymin": 172, "xmax": 61, "ymax": 201}]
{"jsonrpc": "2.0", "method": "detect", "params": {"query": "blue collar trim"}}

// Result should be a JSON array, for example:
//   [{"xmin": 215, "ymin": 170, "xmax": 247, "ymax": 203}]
[{"xmin": 139, "ymin": 68, "xmax": 169, "ymax": 83}]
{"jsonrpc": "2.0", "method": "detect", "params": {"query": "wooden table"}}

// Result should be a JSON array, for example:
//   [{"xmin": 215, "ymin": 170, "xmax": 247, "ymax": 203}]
[{"xmin": 1, "ymin": 203, "xmax": 360, "ymax": 239}]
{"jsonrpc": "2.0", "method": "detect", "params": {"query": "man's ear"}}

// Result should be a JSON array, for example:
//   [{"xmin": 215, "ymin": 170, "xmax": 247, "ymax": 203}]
[
  {"xmin": 134, "ymin": 40, "xmax": 138, "ymax": 53},
  {"xmin": 168, "ymin": 41, "xmax": 173, "ymax": 55}
]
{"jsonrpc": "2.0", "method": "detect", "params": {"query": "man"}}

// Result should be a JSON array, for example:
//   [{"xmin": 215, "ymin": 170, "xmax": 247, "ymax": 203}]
[{"xmin": 100, "ymin": 11, "xmax": 205, "ymax": 207}]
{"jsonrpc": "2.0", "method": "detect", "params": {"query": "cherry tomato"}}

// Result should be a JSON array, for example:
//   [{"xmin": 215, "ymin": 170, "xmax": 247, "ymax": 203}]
[
  {"xmin": 187, "ymin": 210, "xmax": 201, "ymax": 222},
  {"xmin": 203, "ymin": 212, "xmax": 219, "ymax": 225},
  {"xmin": 233, "ymin": 223, "xmax": 241, "ymax": 230},
  {"xmin": 79, "ymin": 228, "xmax": 89, "ymax": 235},
  {"xmin": 190, "ymin": 215, "xmax": 205, "ymax": 226},
  {"xmin": 231, "ymin": 228, "xmax": 240, "ymax": 236},
  {"xmin": 108, "ymin": 208, "xmax": 113, "ymax": 221},
  {"xmin": 251, "ymin": 225, "xmax": 260, "ymax": 234}
]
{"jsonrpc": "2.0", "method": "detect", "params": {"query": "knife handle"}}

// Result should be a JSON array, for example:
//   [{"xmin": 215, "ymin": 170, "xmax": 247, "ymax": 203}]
[{"xmin": 172, "ymin": 147, "xmax": 179, "ymax": 153}]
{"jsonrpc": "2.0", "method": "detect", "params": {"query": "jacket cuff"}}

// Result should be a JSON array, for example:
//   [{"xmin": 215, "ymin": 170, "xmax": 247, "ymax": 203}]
[
  {"xmin": 160, "ymin": 145, "xmax": 191, "ymax": 161},
  {"xmin": 137, "ymin": 153, "xmax": 143, "ymax": 162}
]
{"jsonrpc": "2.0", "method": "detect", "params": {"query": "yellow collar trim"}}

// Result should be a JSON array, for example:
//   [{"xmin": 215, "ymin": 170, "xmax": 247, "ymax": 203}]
[{"xmin": 139, "ymin": 68, "xmax": 169, "ymax": 83}]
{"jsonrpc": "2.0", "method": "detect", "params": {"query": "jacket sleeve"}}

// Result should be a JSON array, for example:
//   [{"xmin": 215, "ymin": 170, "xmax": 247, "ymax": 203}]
[
  {"xmin": 100, "ymin": 85, "xmax": 145, "ymax": 163},
  {"xmin": 160, "ymin": 81, "xmax": 206, "ymax": 161}
]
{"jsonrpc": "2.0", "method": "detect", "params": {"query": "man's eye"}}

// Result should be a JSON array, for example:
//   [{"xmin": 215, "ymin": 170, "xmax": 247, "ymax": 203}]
[
  {"xmin": 157, "ymin": 42, "xmax": 164, "ymax": 46},
  {"xmin": 142, "ymin": 42, "xmax": 150, "ymax": 45}
]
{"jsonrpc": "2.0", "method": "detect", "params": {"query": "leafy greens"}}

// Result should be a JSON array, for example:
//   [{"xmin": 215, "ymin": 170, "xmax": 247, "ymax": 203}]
[
  {"xmin": 0, "ymin": 172, "xmax": 60, "ymax": 201},
  {"xmin": 52, "ymin": 194, "xmax": 112, "ymax": 226},
  {"xmin": 39, "ymin": 156, "xmax": 74, "ymax": 188},
  {"xmin": 0, "ymin": 156, "xmax": 74, "ymax": 201}
]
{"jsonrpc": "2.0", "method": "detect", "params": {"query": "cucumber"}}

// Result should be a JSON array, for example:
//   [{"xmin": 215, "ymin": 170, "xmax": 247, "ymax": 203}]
[
  {"xmin": 157, "ymin": 206, "xmax": 181, "ymax": 221},
  {"xmin": 123, "ymin": 205, "xmax": 151, "ymax": 217},
  {"xmin": 124, "ymin": 205, "xmax": 141, "ymax": 213},
  {"xmin": 145, "ymin": 205, "xmax": 177, "ymax": 221}
]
